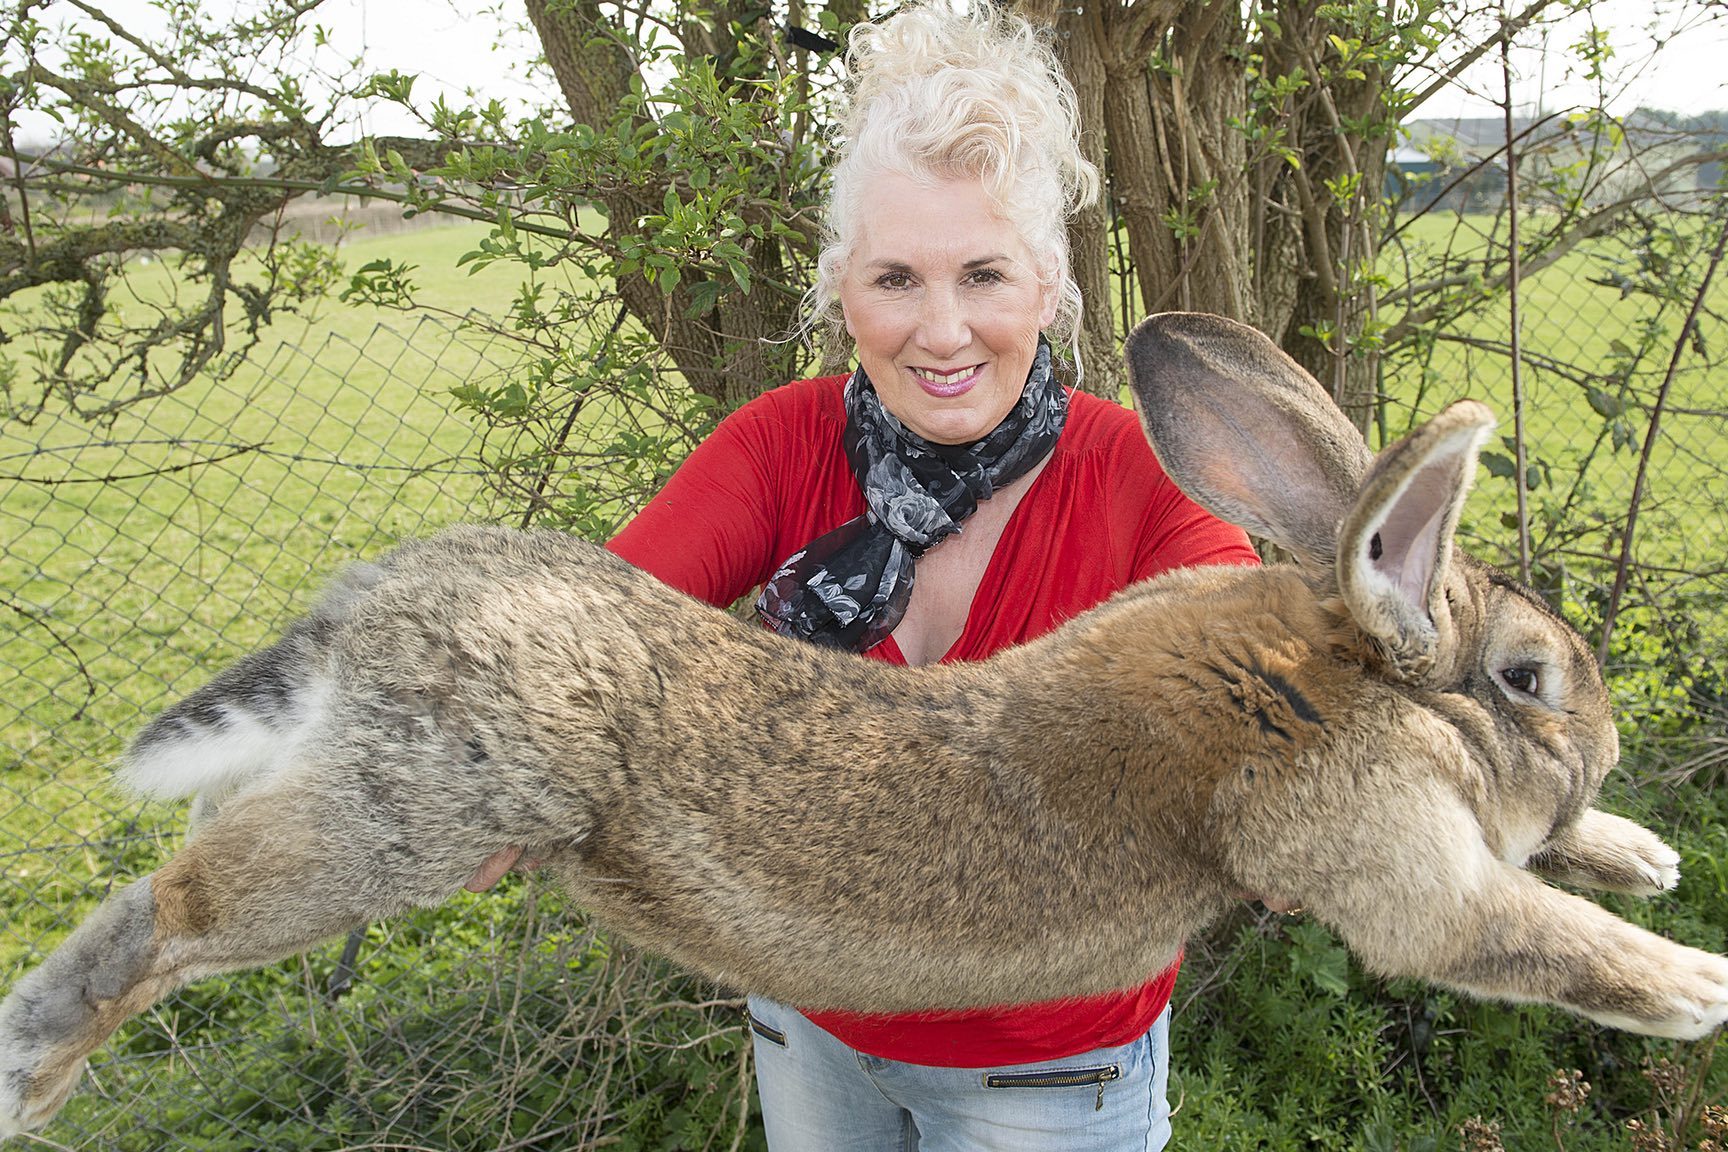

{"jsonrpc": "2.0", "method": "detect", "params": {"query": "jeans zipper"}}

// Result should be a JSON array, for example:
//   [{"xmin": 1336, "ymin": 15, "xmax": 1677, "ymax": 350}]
[
  {"xmin": 747, "ymin": 1013, "xmax": 788, "ymax": 1048},
  {"xmin": 981, "ymin": 1063, "xmax": 1123, "ymax": 1111}
]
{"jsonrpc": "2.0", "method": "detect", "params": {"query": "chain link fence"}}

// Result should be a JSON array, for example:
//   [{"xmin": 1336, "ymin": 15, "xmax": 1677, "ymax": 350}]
[
  {"xmin": 2, "ymin": 224, "xmax": 1726, "ymax": 1147},
  {"xmin": 1377, "ymin": 201, "xmax": 1728, "ymax": 779},
  {"xmin": 1, "ymin": 311, "xmax": 755, "ymax": 1150}
]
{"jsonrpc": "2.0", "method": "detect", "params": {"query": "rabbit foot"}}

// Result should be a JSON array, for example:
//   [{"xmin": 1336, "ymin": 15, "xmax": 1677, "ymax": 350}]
[
  {"xmin": 0, "ymin": 1019, "xmax": 86, "ymax": 1141},
  {"xmin": 1616, "ymin": 948, "xmax": 1728, "ymax": 1040},
  {"xmin": 1635, "ymin": 840, "xmax": 1682, "ymax": 895},
  {"xmin": 0, "ymin": 877, "xmax": 161, "ymax": 1141},
  {"xmin": 1530, "ymin": 811, "xmax": 1683, "ymax": 897},
  {"xmin": 1607, "ymin": 814, "xmax": 1683, "ymax": 894}
]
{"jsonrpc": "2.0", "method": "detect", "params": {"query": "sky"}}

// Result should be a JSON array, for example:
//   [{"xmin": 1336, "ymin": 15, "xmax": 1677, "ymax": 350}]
[
  {"xmin": 9, "ymin": 0, "xmax": 1728, "ymax": 143},
  {"xmin": 309, "ymin": 0, "xmax": 1728, "ymax": 129},
  {"xmin": 1415, "ymin": 0, "xmax": 1728, "ymax": 122},
  {"xmin": 308, "ymin": 0, "xmax": 546, "ymax": 138}
]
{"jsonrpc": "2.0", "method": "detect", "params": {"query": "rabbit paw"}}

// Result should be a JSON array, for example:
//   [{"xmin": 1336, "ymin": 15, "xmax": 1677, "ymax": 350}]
[
  {"xmin": 1602, "ymin": 822, "xmax": 1681, "ymax": 896},
  {"xmin": 0, "ymin": 970, "xmax": 96, "ymax": 1140},
  {"xmin": 0, "ymin": 1029, "xmax": 85, "ymax": 1141},
  {"xmin": 1638, "ymin": 949, "xmax": 1728, "ymax": 1041},
  {"xmin": 1533, "ymin": 811, "xmax": 1682, "ymax": 897},
  {"xmin": 1636, "ymin": 839, "xmax": 1682, "ymax": 895}
]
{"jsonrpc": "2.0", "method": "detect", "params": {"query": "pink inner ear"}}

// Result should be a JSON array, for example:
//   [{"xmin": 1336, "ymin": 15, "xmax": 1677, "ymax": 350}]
[{"xmin": 1374, "ymin": 462, "xmax": 1454, "ymax": 611}]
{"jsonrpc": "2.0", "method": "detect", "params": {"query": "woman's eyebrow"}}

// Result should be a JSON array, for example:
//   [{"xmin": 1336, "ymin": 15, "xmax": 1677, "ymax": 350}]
[{"xmin": 859, "ymin": 254, "xmax": 1013, "ymax": 271}]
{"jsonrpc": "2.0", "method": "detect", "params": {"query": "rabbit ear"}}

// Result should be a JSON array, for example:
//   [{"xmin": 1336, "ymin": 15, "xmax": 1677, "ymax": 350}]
[
  {"xmin": 1124, "ymin": 312, "xmax": 1374, "ymax": 563},
  {"xmin": 1336, "ymin": 400, "xmax": 1496, "ymax": 673}
]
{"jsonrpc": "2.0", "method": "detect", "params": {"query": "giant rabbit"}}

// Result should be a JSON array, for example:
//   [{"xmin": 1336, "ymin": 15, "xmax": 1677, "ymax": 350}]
[{"xmin": 3, "ymin": 313, "xmax": 1725, "ymax": 1139}]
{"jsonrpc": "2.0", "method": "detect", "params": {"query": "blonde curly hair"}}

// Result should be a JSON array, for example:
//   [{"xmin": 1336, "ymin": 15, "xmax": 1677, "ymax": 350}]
[{"xmin": 809, "ymin": 1, "xmax": 1100, "ymax": 376}]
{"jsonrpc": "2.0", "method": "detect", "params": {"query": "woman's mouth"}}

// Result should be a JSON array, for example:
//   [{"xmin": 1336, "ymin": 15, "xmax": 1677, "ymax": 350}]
[{"xmin": 911, "ymin": 364, "xmax": 983, "ymax": 398}]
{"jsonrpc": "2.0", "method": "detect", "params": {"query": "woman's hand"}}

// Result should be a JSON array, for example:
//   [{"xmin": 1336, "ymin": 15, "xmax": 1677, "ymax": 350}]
[{"xmin": 465, "ymin": 846, "xmax": 542, "ymax": 892}]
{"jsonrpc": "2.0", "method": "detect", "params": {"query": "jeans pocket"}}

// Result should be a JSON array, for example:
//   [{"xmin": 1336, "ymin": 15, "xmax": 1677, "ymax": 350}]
[
  {"xmin": 982, "ymin": 1062, "xmax": 1123, "ymax": 1112},
  {"xmin": 747, "ymin": 1011, "xmax": 789, "ymax": 1049}
]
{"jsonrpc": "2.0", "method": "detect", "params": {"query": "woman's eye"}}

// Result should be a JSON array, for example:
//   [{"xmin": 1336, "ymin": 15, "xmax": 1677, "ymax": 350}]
[
  {"xmin": 876, "ymin": 272, "xmax": 914, "ymax": 290},
  {"xmin": 1499, "ymin": 666, "xmax": 1541, "ymax": 696},
  {"xmin": 966, "ymin": 268, "xmax": 1005, "ymax": 286}
]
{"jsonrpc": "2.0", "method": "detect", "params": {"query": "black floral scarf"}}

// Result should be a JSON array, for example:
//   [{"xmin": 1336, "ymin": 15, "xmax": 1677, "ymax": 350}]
[{"xmin": 756, "ymin": 339, "xmax": 1066, "ymax": 651}]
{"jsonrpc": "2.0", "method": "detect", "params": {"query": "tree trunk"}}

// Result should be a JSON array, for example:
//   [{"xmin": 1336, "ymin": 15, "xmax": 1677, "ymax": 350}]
[
  {"xmin": 1087, "ymin": 1, "xmax": 1251, "ymax": 324},
  {"xmin": 1020, "ymin": 0, "xmax": 1121, "ymax": 398},
  {"xmin": 1256, "ymin": 0, "xmax": 1395, "ymax": 434},
  {"xmin": 526, "ymin": 0, "xmax": 806, "ymax": 410}
]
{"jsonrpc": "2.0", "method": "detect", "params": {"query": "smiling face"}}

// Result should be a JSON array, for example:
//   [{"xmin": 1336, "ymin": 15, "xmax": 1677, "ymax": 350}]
[{"xmin": 838, "ymin": 172, "xmax": 1059, "ymax": 445}]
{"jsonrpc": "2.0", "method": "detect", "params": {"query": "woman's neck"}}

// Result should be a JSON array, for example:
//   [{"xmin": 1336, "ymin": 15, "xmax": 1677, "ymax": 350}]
[{"xmin": 888, "ymin": 456, "xmax": 1051, "ymax": 666}]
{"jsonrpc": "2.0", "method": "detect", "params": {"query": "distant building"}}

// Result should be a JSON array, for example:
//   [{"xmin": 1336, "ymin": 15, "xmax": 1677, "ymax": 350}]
[
  {"xmin": 1386, "ymin": 127, "xmax": 1508, "ymax": 214},
  {"xmin": 1396, "ymin": 113, "xmax": 1722, "ymax": 214}
]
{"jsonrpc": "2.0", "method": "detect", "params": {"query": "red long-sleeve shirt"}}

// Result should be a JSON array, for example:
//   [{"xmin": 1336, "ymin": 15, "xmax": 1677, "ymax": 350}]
[{"xmin": 608, "ymin": 374, "xmax": 1257, "ymax": 1066}]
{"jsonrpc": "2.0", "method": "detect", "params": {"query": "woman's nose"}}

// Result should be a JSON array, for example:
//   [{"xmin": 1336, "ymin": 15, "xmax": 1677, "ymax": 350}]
[{"xmin": 914, "ymin": 286, "xmax": 970, "ymax": 358}]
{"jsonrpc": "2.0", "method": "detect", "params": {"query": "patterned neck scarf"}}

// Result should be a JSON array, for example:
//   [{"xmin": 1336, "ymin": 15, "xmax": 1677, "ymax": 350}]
[{"xmin": 756, "ymin": 339, "xmax": 1067, "ymax": 651}]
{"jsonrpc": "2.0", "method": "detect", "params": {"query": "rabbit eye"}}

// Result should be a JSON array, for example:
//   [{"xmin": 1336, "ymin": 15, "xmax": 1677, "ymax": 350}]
[{"xmin": 1499, "ymin": 666, "xmax": 1541, "ymax": 696}]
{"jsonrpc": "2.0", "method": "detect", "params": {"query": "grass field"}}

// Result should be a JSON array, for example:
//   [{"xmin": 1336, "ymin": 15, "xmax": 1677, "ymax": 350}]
[
  {"xmin": 1, "ymin": 220, "xmax": 547, "ymax": 956},
  {"xmin": 1, "ymin": 210, "xmax": 1724, "ymax": 1148},
  {"xmin": 1378, "ymin": 211, "xmax": 1728, "ymax": 588}
]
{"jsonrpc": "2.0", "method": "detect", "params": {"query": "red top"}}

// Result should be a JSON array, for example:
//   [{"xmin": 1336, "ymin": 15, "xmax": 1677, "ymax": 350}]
[{"xmin": 607, "ymin": 374, "xmax": 1257, "ymax": 1067}]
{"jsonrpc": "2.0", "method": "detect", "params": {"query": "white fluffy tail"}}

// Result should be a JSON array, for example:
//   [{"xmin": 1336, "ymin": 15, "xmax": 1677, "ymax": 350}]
[
  {"xmin": 119, "ymin": 560, "xmax": 379, "ymax": 805},
  {"xmin": 120, "ymin": 670, "xmax": 335, "ymax": 803}
]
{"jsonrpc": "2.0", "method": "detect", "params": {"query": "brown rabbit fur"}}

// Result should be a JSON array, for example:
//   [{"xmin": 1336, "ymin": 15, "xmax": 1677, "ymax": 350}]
[{"xmin": 3, "ymin": 313, "xmax": 1724, "ymax": 1139}]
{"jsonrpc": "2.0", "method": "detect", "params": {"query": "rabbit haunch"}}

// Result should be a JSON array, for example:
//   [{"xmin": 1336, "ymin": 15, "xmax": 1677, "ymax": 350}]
[{"xmin": 3, "ymin": 312, "xmax": 1725, "ymax": 1143}]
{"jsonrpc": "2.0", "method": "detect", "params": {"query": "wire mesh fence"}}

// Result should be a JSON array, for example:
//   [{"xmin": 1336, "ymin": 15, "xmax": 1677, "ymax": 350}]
[
  {"xmin": 1377, "ymin": 201, "xmax": 1728, "ymax": 777},
  {"xmin": 1, "ymin": 220, "xmax": 1725, "ymax": 1147},
  {"xmin": 0, "ymin": 311, "xmax": 755, "ymax": 1150}
]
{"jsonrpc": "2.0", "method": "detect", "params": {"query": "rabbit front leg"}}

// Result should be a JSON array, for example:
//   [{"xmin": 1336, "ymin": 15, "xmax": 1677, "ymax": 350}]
[
  {"xmin": 1527, "ymin": 808, "xmax": 1681, "ymax": 896},
  {"xmin": 1264, "ymin": 781, "xmax": 1728, "ymax": 1040},
  {"xmin": 0, "ymin": 782, "xmax": 425, "ymax": 1139},
  {"xmin": 1442, "ymin": 868, "xmax": 1727, "ymax": 1038},
  {"xmin": 1335, "ymin": 852, "xmax": 1728, "ymax": 1040}
]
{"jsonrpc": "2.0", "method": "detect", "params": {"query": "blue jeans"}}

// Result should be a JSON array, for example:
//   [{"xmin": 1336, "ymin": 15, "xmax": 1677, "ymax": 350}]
[{"xmin": 746, "ymin": 995, "xmax": 1172, "ymax": 1151}]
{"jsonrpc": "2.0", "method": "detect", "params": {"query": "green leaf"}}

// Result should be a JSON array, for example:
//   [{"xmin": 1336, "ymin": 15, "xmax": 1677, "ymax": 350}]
[
  {"xmin": 1480, "ymin": 451, "xmax": 1517, "ymax": 479},
  {"xmin": 1287, "ymin": 921, "xmax": 1350, "ymax": 997},
  {"xmin": 685, "ymin": 280, "xmax": 723, "ymax": 317},
  {"xmin": 1586, "ymin": 386, "xmax": 1623, "ymax": 419}
]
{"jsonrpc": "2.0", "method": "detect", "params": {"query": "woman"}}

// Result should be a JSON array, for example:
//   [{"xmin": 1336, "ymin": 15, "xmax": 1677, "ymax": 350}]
[{"xmin": 597, "ymin": 5, "xmax": 1257, "ymax": 1148}]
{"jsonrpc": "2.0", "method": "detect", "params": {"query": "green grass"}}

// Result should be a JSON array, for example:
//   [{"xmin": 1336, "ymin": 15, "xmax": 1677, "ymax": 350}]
[
  {"xmin": 1378, "ymin": 211, "xmax": 1728, "ymax": 576},
  {"xmin": 2, "ymin": 211, "xmax": 1725, "ymax": 1149},
  {"xmin": 1, "ymin": 221, "xmax": 546, "ymax": 958}
]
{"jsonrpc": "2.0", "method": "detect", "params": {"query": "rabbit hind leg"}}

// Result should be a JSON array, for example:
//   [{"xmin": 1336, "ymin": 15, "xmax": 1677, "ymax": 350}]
[{"xmin": 0, "ymin": 784, "xmax": 401, "ymax": 1138}]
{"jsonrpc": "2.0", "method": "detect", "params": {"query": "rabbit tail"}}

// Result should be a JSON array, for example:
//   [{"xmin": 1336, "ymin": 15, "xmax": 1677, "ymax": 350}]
[{"xmin": 120, "ymin": 560, "xmax": 384, "ymax": 808}]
